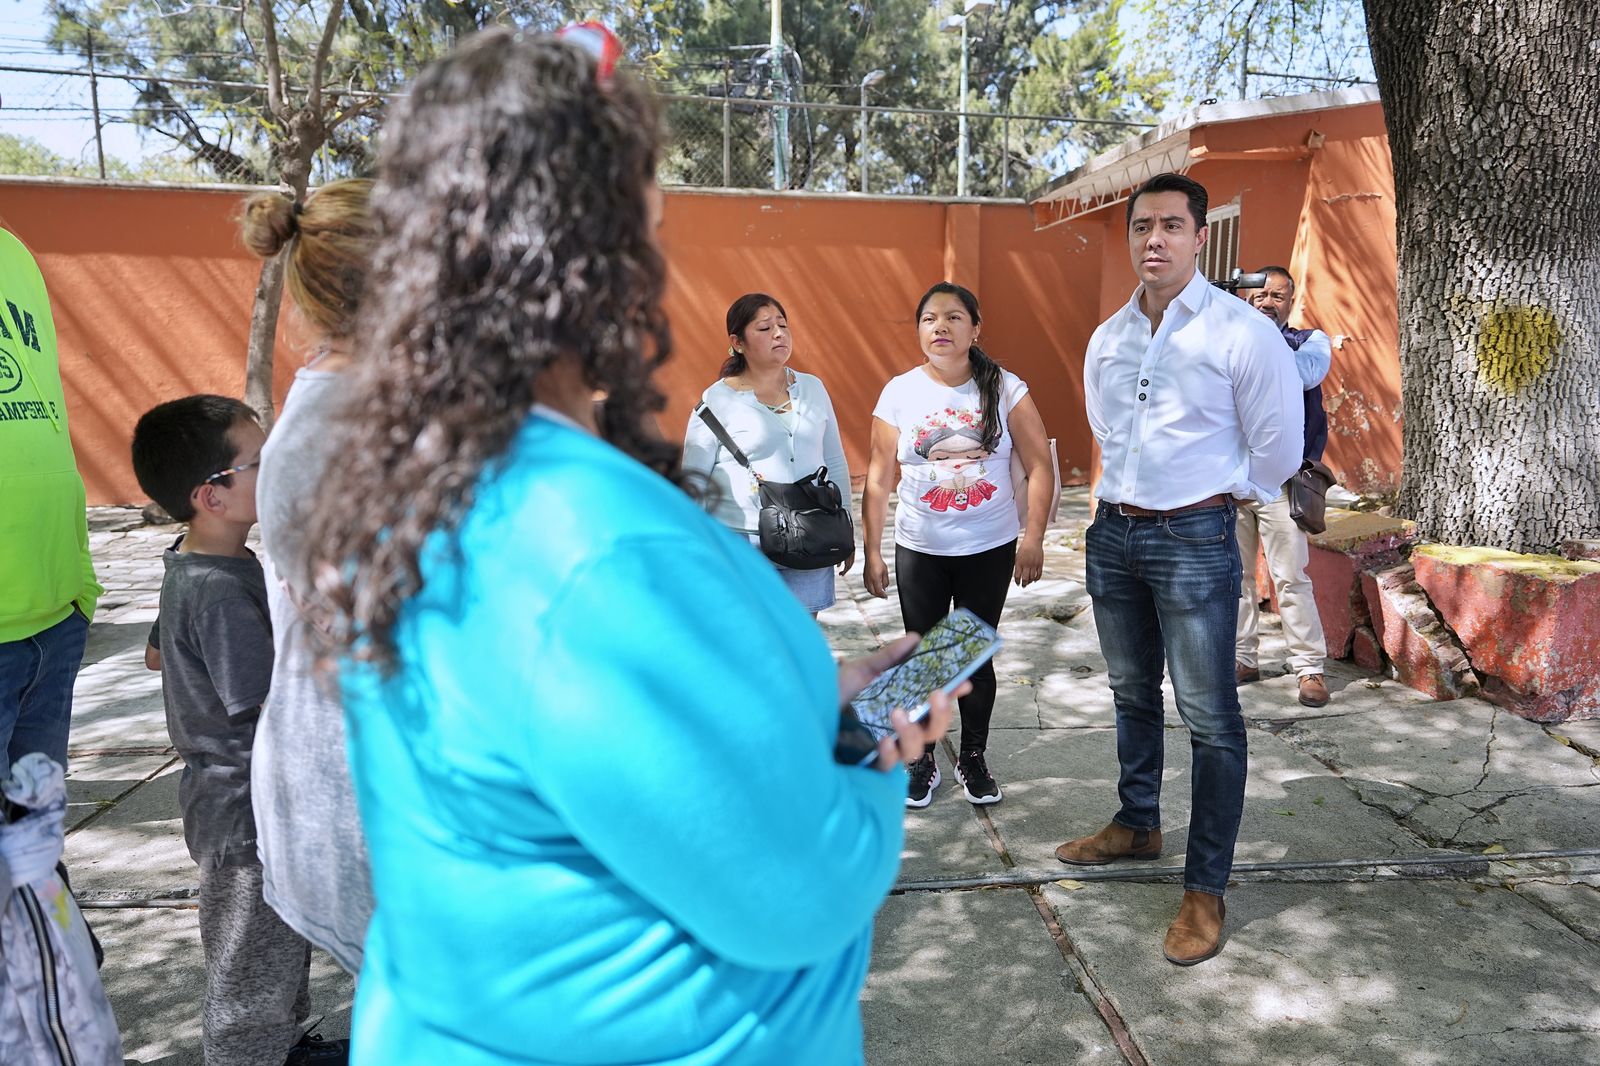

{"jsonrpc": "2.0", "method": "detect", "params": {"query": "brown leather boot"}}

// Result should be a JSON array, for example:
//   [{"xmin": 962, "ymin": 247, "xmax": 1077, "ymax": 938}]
[
  {"xmin": 1298, "ymin": 673, "xmax": 1331, "ymax": 707},
  {"xmin": 1163, "ymin": 891, "xmax": 1226, "ymax": 965},
  {"xmin": 1235, "ymin": 661, "xmax": 1261, "ymax": 684},
  {"xmin": 1054, "ymin": 822, "xmax": 1163, "ymax": 866}
]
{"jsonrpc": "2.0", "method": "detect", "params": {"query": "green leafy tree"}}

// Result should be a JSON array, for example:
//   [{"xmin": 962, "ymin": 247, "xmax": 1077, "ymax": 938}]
[
  {"xmin": 662, "ymin": 1, "xmax": 1159, "ymax": 196},
  {"xmin": 1128, "ymin": 0, "xmax": 1372, "ymax": 106},
  {"xmin": 45, "ymin": 0, "xmax": 680, "ymax": 423},
  {"xmin": 0, "ymin": 132, "xmax": 213, "ymax": 180}
]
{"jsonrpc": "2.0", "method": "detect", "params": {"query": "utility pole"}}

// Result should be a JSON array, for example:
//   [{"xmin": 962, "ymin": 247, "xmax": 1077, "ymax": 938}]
[
  {"xmin": 771, "ymin": 0, "xmax": 788, "ymax": 189},
  {"xmin": 86, "ymin": 28, "xmax": 106, "ymax": 180},
  {"xmin": 941, "ymin": 1, "xmax": 993, "ymax": 198},
  {"xmin": 1239, "ymin": 26, "xmax": 1250, "ymax": 99},
  {"xmin": 957, "ymin": 15, "xmax": 969, "ymax": 196},
  {"xmin": 859, "ymin": 69, "xmax": 885, "ymax": 194}
]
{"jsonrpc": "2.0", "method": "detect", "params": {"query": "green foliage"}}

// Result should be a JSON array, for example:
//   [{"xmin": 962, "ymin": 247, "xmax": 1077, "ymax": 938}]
[
  {"xmin": 43, "ymin": 0, "xmax": 683, "ymax": 185},
  {"xmin": 0, "ymin": 132, "xmax": 211, "ymax": 182},
  {"xmin": 40, "ymin": 0, "xmax": 1163, "ymax": 195},
  {"xmin": 1129, "ymin": 0, "xmax": 1373, "ymax": 106},
  {"xmin": 661, "ymin": 1, "xmax": 1161, "ymax": 196}
]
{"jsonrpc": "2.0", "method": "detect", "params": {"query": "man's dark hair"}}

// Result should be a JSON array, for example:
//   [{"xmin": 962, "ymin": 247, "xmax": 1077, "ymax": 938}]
[
  {"xmin": 131, "ymin": 395, "xmax": 257, "ymax": 521},
  {"xmin": 1126, "ymin": 172, "xmax": 1208, "ymax": 232},
  {"xmin": 1257, "ymin": 265, "xmax": 1295, "ymax": 293}
]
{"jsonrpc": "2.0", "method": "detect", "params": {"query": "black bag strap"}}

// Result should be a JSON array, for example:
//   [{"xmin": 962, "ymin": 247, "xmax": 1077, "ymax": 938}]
[{"xmin": 695, "ymin": 403, "xmax": 759, "ymax": 478}]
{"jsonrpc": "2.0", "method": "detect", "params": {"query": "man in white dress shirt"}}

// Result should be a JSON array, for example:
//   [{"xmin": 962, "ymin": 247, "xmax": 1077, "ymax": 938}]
[{"xmin": 1054, "ymin": 173, "xmax": 1302, "ymax": 965}]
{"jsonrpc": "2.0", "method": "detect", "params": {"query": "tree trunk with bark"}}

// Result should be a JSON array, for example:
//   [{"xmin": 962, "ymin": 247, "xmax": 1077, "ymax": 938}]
[
  {"xmin": 240, "ymin": 0, "xmax": 345, "ymax": 431},
  {"xmin": 243, "ymin": 252, "xmax": 287, "ymax": 431},
  {"xmin": 1364, "ymin": 0, "xmax": 1600, "ymax": 552}
]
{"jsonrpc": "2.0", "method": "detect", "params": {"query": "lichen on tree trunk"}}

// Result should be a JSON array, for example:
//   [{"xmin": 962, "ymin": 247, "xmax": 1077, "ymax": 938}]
[{"xmin": 1364, "ymin": 0, "xmax": 1600, "ymax": 552}]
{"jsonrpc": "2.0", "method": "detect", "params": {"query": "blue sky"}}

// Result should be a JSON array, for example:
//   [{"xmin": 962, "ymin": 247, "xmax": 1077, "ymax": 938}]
[
  {"xmin": 3, "ymin": 0, "xmax": 154, "ymax": 165},
  {"xmin": 3, "ymin": 1, "xmax": 1373, "ymax": 173}
]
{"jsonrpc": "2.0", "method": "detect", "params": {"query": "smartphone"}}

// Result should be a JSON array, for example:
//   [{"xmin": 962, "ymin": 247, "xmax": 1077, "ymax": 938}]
[{"xmin": 834, "ymin": 608, "xmax": 1003, "ymax": 768}]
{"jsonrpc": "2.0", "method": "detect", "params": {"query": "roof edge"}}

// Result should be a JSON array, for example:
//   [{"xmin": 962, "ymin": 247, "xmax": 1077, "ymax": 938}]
[{"xmin": 1028, "ymin": 85, "xmax": 1381, "ymax": 206}]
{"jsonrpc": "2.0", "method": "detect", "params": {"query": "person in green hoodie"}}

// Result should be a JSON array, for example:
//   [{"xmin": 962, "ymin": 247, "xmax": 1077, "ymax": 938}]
[{"xmin": 0, "ymin": 225, "xmax": 102, "ymax": 779}]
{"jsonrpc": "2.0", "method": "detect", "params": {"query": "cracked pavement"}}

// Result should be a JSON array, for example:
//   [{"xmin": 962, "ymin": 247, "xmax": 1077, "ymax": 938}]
[{"xmin": 67, "ymin": 491, "xmax": 1600, "ymax": 1064}]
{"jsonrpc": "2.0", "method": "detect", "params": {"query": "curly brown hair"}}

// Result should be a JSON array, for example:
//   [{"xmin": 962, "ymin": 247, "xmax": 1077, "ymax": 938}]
[{"xmin": 303, "ymin": 27, "xmax": 678, "ymax": 668}]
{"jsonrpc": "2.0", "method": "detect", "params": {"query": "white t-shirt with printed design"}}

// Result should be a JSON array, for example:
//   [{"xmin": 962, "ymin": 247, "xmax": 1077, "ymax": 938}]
[{"xmin": 872, "ymin": 364, "xmax": 1029, "ymax": 557}]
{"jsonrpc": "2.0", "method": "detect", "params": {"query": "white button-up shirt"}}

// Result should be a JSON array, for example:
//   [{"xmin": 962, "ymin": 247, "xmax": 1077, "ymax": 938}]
[{"xmin": 1085, "ymin": 269, "xmax": 1303, "ymax": 509}]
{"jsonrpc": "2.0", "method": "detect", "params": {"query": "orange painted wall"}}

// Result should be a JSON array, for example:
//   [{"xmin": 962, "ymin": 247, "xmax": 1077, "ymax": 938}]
[
  {"xmin": 0, "ymin": 181, "xmax": 306, "ymax": 505},
  {"xmin": 1292, "ymin": 133, "xmax": 1401, "ymax": 495},
  {"xmin": 0, "ymin": 181, "xmax": 1105, "ymax": 504}
]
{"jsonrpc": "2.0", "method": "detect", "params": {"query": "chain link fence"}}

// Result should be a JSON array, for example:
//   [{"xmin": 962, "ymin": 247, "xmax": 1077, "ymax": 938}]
[
  {"xmin": 1, "ymin": 62, "xmax": 1152, "ymax": 197},
  {"xmin": 659, "ymin": 93, "xmax": 1150, "ymax": 198},
  {"xmin": 1, "ymin": 61, "xmax": 275, "ymax": 183}
]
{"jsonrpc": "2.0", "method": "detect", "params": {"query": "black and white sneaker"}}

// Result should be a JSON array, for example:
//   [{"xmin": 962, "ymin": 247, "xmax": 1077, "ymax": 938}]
[
  {"xmin": 906, "ymin": 752, "xmax": 941, "ymax": 808},
  {"xmin": 956, "ymin": 749, "xmax": 1003, "ymax": 805},
  {"xmin": 283, "ymin": 1032, "xmax": 350, "ymax": 1065}
]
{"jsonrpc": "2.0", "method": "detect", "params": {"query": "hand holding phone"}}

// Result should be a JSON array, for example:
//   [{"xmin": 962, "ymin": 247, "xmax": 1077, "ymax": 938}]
[{"xmin": 834, "ymin": 609, "xmax": 1002, "ymax": 768}]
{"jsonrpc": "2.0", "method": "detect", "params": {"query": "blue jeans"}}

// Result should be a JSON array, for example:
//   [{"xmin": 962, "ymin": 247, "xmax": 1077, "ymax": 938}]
[
  {"xmin": 1084, "ymin": 501, "xmax": 1245, "ymax": 896},
  {"xmin": 0, "ymin": 609, "xmax": 90, "ymax": 779}
]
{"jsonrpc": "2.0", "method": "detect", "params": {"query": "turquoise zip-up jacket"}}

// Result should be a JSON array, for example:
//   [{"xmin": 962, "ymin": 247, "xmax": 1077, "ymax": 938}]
[
  {"xmin": 341, "ymin": 410, "xmax": 907, "ymax": 1066},
  {"xmin": 0, "ymin": 227, "xmax": 101, "ymax": 643}
]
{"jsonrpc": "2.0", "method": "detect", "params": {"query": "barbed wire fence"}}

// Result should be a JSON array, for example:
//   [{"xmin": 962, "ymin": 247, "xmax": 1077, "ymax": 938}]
[{"xmin": 1, "ymin": 60, "xmax": 1157, "ymax": 197}]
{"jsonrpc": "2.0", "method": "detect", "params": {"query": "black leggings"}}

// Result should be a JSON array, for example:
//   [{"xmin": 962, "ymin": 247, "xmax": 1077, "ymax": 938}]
[{"xmin": 894, "ymin": 539, "xmax": 1016, "ymax": 754}]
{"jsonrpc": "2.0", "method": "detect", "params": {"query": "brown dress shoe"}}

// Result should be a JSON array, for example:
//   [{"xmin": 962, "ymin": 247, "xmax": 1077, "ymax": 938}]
[
  {"xmin": 1163, "ymin": 891, "xmax": 1226, "ymax": 965},
  {"xmin": 1235, "ymin": 661, "xmax": 1261, "ymax": 685},
  {"xmin": 1055, "ymin": 822, "xmax": 1163, "ymax": 866},
  {"xmin": 1298, "ymin": 673, "xmax": 1331, "ymax": 707}
]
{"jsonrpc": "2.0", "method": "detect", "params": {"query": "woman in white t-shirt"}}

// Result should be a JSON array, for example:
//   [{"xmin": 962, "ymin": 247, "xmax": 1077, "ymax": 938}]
[
  {"xmin": 683, "ymin": 293, "xmax": 853, "ymax": 614},
  {"xmin": 863, "ymin": 282, "xmax": 1055, "ymax": 808}
]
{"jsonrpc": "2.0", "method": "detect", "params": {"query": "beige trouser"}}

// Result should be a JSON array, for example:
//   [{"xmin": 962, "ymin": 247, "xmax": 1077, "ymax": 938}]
[{"xmin": 1236, "ymin": 490, "xmax": 1326, "ymax": 677}]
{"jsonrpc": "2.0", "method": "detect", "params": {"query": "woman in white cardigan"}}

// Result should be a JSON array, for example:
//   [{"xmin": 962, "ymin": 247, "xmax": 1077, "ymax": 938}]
[{"xmin": 683, "ymin": 293, "xmax": 854, "ymax": 614}]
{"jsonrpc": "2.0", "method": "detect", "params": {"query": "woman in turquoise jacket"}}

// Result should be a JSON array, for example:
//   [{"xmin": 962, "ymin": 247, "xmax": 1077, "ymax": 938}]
[{"xmin": 302, "ymin": 27, "xmax": 953, "ymax": 1066}]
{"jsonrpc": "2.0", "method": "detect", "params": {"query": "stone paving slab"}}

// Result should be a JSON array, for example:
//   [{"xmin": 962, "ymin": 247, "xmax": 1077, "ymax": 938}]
[
  {"xmin": 1267, "ymin": 702, "xmax": 1600, "ymax": 852},
  {"xmin": 71, "ymin": 504, "xmax": 1600, "ymax": 1066},
  {"xmin": 898, "ymin": 744, "xmax": 1008, "ymax": 882},
  {"xmin": 977, "ymin": 722, "xmax": 1425, "ymax": 878},
  {"xmin": 65, "ymin": 752, "xmax": 177, "ymax": 831},
  {"xmin": 1511, "ymin": 880, "xmax": 1600, "ymax": 943},
  {"xmin": 864, "ymin": 887, "xmax": 1123, "ymax": 1066},
  {"xmin": 1550, "ymin": 719, "xmax": 1600, "ymax": 756},
  {"xmin": 66, "ymin": 762, "xmax": 195, "ymax": 895},
  {"xmin": 1044, "ymin": 880, "xmax": 1600, "ymax": 1066},
  {"xmin": 90, "ymin": 907, "xmax": 353, "ymax": 1065},
  {"xmin": 70, "ymin": 648, "xmax": 169, "ymax": 752}
]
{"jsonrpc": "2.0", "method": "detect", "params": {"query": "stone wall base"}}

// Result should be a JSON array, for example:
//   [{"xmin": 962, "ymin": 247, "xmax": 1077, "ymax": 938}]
[{"xmin": 1248, "ymin": 510, "xmax": 1600, "ymax": 721}]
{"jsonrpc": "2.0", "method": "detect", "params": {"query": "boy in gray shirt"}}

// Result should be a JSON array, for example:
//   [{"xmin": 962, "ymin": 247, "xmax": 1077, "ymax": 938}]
[{"xmin": 132, "ymin": 395, "xmax": 344, "ymax": 1066}]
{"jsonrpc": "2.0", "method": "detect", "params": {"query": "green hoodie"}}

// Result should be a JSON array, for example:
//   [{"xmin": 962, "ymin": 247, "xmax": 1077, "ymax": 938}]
[{"xmin": 0, "ymin": 227, "xmax": 102, "ymax": 643}]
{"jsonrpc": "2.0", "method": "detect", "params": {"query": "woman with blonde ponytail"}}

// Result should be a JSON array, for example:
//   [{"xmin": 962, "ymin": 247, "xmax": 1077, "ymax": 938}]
[{"xmin": 243, "ymin": 177, "xmax": 375, "ymax": 977}]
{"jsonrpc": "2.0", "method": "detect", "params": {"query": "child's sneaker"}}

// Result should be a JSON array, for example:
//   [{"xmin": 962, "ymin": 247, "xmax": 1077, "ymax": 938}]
[
  {"xmin": 284, "ymin": 1032, "xmax": 350, "ymax": 1065},
  {"xmin": 905, "ymin": 752, "xmax": 941, "ymax": 808},
  {"xmin": 955, "ymin": 749, "xmax": 1002, "ymax": 805}
]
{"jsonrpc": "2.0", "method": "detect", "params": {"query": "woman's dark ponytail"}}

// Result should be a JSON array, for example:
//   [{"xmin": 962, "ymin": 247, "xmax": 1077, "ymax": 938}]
[
  {"xmin": 915, "ymin": 281, "xmax": 1002, "ymax": 450},
  {"xmin": 968, "ymin": 342, "xmax": 1003, "ymax": 452}
]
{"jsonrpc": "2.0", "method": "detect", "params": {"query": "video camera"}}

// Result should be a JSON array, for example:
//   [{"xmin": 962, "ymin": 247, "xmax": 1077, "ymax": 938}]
[{"xmin": 1211, "ymin": 269, "xmax": 1269, "ymax": 294}]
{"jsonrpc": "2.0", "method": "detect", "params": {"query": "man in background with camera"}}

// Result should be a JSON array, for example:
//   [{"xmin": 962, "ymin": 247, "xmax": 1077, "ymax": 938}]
[{"xmin": 1234, "ymin": 266, "xmax": 1333, "ymax": 708}]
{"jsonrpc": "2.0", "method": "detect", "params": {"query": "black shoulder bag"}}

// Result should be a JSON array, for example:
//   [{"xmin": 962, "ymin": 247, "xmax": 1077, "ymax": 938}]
[
  {"xmin": 1287, "ymin": 459, "xmax": 1337, "ymax": 535},
  {"xmin": 695, "ymin": 404, "xmax": 854, "ymax": 571}
]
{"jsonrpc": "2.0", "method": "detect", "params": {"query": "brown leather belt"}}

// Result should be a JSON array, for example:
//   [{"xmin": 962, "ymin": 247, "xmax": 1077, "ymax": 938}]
[{"xmin": 1113, "ymin": 493, "xmax": 1230, "ymax": 518}]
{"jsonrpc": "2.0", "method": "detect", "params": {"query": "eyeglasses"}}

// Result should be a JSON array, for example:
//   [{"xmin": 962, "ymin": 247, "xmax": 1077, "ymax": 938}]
[{"xmin": 202, "ymin": 460, "xmax": 261, "ymax": 486}]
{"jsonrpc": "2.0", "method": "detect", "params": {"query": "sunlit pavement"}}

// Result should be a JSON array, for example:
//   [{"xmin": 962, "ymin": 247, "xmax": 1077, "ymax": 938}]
[{"xmin": 70, "ymin": 491, "xmax": 1600, "ymax": 1064}]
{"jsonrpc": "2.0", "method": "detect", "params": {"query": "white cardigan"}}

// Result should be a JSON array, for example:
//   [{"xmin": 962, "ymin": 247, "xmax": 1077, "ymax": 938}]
[{"xmin": 682, "ymin": 371, "xmax": 852, "ymax": 537}]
